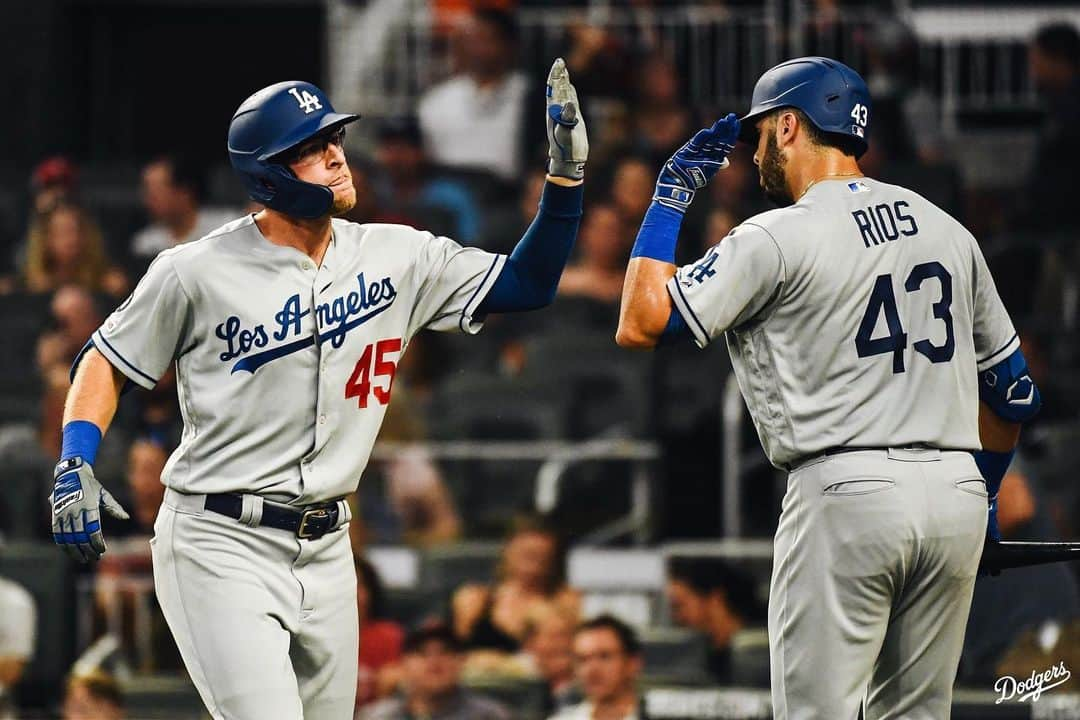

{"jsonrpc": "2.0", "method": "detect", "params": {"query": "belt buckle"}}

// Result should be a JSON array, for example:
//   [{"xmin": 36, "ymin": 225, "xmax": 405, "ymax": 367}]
[{"xmin": 297, "ymin": 508, "xmax": 332, "ymax": 539}]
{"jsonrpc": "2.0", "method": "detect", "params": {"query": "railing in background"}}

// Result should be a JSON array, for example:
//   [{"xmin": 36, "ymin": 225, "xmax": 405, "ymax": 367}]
[
  {"xmin": 327, "ymin": 2, "xmax": 782, "ymax": 125},
  {"xmin": 327, "ymin": 1, "xmax": 1080, "ymax": 134},
  {"xmin": 371, "ymin": 438, "xmax": 661, "ymax": 544}
]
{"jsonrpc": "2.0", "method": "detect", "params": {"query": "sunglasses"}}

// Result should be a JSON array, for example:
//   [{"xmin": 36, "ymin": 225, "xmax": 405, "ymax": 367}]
[{"xmin": 277, "ymin": 126, "xmax": 346, "ymax": 167}]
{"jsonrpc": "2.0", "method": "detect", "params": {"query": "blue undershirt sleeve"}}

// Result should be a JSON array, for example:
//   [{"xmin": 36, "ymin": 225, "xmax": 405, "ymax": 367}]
[
  {"xmin": 475, "ymin": 182, "xmax": 584, "ymax": 315},
  {"xmin": 658, "ymin": 306, "xmax": 691, "ymax": 345}
]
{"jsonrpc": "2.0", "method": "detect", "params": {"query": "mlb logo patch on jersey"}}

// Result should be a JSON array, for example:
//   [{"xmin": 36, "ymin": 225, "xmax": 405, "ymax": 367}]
[{"xmin": 848, "ymin": 181, "xmax": 871, "ymax": 193}]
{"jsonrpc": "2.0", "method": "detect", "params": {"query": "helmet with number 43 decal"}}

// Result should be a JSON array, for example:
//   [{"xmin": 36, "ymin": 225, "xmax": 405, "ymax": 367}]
[{"xmin": 739, "ymin": 56, "xmax": 872, "ymax": 158}]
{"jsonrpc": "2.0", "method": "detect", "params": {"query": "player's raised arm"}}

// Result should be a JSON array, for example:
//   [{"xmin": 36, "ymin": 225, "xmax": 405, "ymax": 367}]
[
  {"xmin": 473, "ymin": 58, "xmax": 588, "ymax": 316},
  {"xmin": 616, "ymin": 114, "xmax": 740, "ymax": 348}
]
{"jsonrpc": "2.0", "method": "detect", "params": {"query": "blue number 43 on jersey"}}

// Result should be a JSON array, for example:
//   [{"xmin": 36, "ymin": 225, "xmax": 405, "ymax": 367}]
[{"xmin": 855, "ymin": 261, "xmax": 955, "ymax": 373}]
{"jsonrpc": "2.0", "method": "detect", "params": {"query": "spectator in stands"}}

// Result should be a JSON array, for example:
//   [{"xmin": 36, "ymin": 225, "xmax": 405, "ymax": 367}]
[
  {"xmin": 563, "ymin": 21, "xmax": 632, "ymax": 101},
  {"xmin": 666, "ymin": 557, "xmax": 764, "ymax": 684},
  {"xmin": 549, "ymin": 615, "xmax": 643, "ymax": 720},
  {"xmin": 130, "ymin": 154, "xmax": 234, "ymax": 265},
  {"xmin": 22, "ymin": 203, "xmax": 127, "ymax": 297},
  {"xmin": 0, "ymin": 363, "xmax": 124, "ymax": 540},
  {"xmin": 630, "ymin": 54, "xmax": 691, "ymax": 165},
  {"xmin": 359, "ymin": 623, "xmax": 511, "ymax": 720},
  {"xmin": 373, "ymin": 117, "xmax": 482, "ymax": 244},
  {"xmin": 355, "ymin": 556, "xmax": 405, "ymax": 709},
  {"xmin": 30, "ymin": 156, "xmax": 79, "ymax": 216},
  {"xmin": 609, "ymin": 157, "xmax": 653, "ymax": 229},
  {"xmin": 123, "ymin": 365, "xmax": 183, "ymax": 451},
  {"xmin": 453, "ymin": 515, "xmax": 581, "ymax": 658},
  {"xmin": 353, "ymin": 389, "xmax": 461, "ymax": 549},
  {"xmin": 100, "ymin": 438, "xmax": 167, "ymax": 540},
  {"xmin": 36, "ymin": 285, "xmax": 102, "ymax": 373},
  {"xmin": 706, "ymin": 151, "xmax": 764, "ymax": 219},
  {"xmin": 863, "ymin": 20, "xmax": 944, "ymax": 165},
  {"xmin": 0, "ymin": 156, "xmax": 84, "ymax": 289},
  {"xmin": 61, "ymin": 669, "xmax": 124, "ymax": 720},
  {"xmin": 0, "ymin": 575, "xmax": 36, "ymax": 719},
  {"xmin": 521, "ymin": 608, "xmax": 579, "ymax": 714},
  {"xmin": 93, "ymin": 438, "xmax": 184, "ymax": 673},
  {"xmin": 417, "ymin": 9, "xmax": 529, "ymax": 185},
  {"xmin": 477, "ymin": 169, "xmax": 547, "ymax": 255},
  {"xmin": 1018, "ymin": 23, "xmax": 1080, "ymax": 232},
  {"xmin": 557, "ymin": 203, "xmax": 630, "ymax": 306}
]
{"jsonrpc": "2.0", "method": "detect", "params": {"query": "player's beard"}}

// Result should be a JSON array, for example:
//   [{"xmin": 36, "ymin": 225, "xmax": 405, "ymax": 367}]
[
  {"xmin": 759, "ymin": 130, "xmax": 794, "ymax": 207},
  {"xmin": 330, "ymin": 185, "xmax": 357, "ymax": 216}
]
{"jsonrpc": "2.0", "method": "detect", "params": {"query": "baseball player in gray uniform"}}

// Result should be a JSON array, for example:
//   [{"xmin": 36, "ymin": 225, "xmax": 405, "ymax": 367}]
[
  {"xmin": 617, "ymin": 57, "xmax": 1040, "ymax": 718},
  {"xmin": 49, "ymin": 60, "xmax": 588, "ymax": 718}
]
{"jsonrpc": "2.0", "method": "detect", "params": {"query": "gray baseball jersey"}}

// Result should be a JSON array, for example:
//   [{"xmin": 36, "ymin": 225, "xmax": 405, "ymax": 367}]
[
  {"xmin": 92, "ymin": 215, "xmax": 505, "ymax": 503},
  {"xmin": 668, "ymin": 177, "xmax": 1017, "ymax": 467}
]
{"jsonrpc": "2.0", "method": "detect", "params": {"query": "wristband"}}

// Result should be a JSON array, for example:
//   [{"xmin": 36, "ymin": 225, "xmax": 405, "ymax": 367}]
[
  {"xmin": 630, "ymin": 202, "xmax": 684, "ymax": 264},
  {"xmin": 972, "ymin": 448, "xmax": 1015, "ymax": 497},
  {"xmin": 61, "ymin": 420, "xmax": 103, "ymax": 465}
]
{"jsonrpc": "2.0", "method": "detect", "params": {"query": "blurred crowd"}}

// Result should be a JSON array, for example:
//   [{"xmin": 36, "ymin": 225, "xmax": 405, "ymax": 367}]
[{"xmin": 0, "ymin": 2, "xmax": 1079, "ymax": 717}]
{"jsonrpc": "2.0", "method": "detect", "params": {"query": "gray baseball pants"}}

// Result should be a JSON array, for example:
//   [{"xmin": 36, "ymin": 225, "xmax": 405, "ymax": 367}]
[
  {"xmin": 768, "ymin": 448, "xmax": 987, "ymax": 720},
  {"xmin": 151, "ymin": 488, "xmax": 358, "ymax": 719}
]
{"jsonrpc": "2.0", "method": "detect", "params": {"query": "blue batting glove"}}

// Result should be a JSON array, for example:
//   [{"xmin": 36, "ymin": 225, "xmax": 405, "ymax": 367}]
[
  {"xmin": 654, "ymin": 113, "xmax": 740, "ymax": 213},
  {"xmin": 51, "ymin": 457, "xmax": 129, "ymax": 563}
]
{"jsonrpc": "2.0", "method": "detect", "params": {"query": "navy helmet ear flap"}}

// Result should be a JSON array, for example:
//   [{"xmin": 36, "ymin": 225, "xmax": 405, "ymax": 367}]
[
  {"xmin": 233, "ymin": 158, "xmax": 335, "ymax": 219},
  {"xmin": 227, "ymin": 80, "xmax": 358, "ymax": 218}
]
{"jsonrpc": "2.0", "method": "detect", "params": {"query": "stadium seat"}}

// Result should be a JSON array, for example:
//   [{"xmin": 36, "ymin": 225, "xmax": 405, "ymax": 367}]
[
  {"xmin": 0, "ymin": 541, "xmax": 76, "ymax": 709},
  {"xmin": 420, "ymin": 541, "xmax": 503, "ymax": 594},
  {"xmin": 121, "ymin": 674, "xmax": 205, "ymax": 718},
  {"xmin": 462, "ymin": 676, "xmax": 548, "ymax": 720},
  {"xmin": 384, "ymin": 587, "xmax": 446, "ymax": 628},
  {"xmin": 521, "ymin": 332, "xmax": 653, "ymax": 438},
  {"xmin": 639, "ymin": 627, "xmax": 712, "ymax": 684},
  {"xmin": 0, "ymin": 293, "xmax": 50, "ymax": 424},
  {"xmin": 729, "ymin": 628, "xmax": 771, "ymax": 687}
]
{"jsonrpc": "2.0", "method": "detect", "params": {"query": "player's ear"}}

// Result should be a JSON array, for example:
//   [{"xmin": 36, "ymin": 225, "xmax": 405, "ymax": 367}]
[{"xmin": 778, "ymin": 111, "xmax": 797, "ymax": 146}]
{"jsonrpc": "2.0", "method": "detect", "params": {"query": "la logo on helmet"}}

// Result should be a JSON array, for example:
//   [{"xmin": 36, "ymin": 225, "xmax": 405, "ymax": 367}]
[{"xmin": 289, "ymin": 88, "xmax": 323, "ymax": 114}]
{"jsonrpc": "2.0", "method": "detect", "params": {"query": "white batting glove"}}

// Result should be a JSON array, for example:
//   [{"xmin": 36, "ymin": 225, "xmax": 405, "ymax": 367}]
[{"xmin": 546, "ymin": 58, "xmax": 589, "ymax": 181}]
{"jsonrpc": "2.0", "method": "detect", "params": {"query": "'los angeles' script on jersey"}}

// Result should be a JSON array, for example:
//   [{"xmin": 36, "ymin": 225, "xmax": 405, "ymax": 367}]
[{"xmin": 215, "ymin": 272, "xmax": 397, "ymax": 374}]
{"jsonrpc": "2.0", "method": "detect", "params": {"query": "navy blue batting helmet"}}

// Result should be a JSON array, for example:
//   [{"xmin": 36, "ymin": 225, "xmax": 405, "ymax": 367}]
[
  {"xmin": 227, "ymin": 81, "xmax": 359, "ymax": 219},
  {"xmin": 739, "ymin": 57, "xmax": 871, "ymax": 157}
]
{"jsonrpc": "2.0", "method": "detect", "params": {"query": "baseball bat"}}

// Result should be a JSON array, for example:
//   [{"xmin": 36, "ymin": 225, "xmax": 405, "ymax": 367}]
[{"xmin": 979, "ymin": 540, "xmax": 1080, "ymax": 573}]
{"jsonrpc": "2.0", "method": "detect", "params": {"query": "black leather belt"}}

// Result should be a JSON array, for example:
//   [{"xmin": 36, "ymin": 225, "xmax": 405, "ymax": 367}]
[{"xmin": 204, "ymin": 493, "xmax": 342, "ymax": 540}]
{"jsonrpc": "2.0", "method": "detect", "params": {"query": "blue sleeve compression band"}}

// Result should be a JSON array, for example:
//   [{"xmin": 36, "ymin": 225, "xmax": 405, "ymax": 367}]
[
  {"xmin": 658, "ymin": 306, "xmax": 690, "ymax": 345},
  {"xmin": 979, "ymin": 347, "xmax": 1041, "ymax": 423},
  {"xmin": 476, "ymin": 182, "xmax": 583, "ymax": 315},
  {"xmin": 61, "ymin": 420, "xmax": 103, "ymax": 465},
  {"xmin": 630, "ymin": 202, "xmax": 683, "ymax": 264}
]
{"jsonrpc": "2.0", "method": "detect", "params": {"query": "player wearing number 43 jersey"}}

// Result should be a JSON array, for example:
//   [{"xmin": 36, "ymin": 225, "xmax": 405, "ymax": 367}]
[
  {"xmin": 619, "ymin": 57, "xmax": 1040, "ymax": 719},
  {"xmin": 50, "ymin": 60, "xmax": 588, "ymax": 718}
]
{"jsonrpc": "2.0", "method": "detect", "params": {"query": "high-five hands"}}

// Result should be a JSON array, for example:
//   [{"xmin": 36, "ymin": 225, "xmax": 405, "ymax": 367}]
[
  {"xmin": 654, "ymin": 113, "xmax": 740, "ymax": 213},
  {"xmin": 546, "ymin": 58, "xmax": 589, "ymax": 182}
]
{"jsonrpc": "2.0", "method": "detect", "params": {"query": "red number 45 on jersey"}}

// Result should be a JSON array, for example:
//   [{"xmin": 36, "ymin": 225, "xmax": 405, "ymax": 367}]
[{"xmin": 345, "ymin": 338, "xmax": 402, "ymax": 408}]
